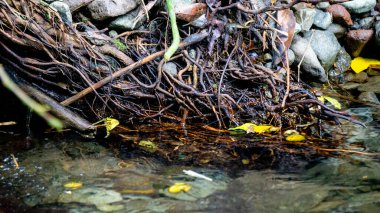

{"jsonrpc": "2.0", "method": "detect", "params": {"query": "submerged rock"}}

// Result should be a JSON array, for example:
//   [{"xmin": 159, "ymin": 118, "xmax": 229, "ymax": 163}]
[
  {"xmin": 87, "ymin": 0, "xmax": 139, "ymax": 21},
  {"xmin": 358, "ymin": 91, "xmax": 380, "ymax": 104},
  {"xmin": 358, "ymin": 76, "xmax": 380, "ymax": 93},
  {"xmin": 327, "ymin": 23, "xmax": 347, "ymax": 38},
  {"xmin": 304, "ymin": 30, "xmax": 341, "ymax": 72},
  {"xmin": 345, "ymin": 29, "xmax": 374, "ymax": 57},
  {"xmin": 109, "ymin": 7, "xmax": 146, "ymax": 30},
  {"xmin": 58, "ymin": 187, "xmax": 123, "ymax": 211},
  {"xmin": 341, "ymin": 0, "xmax": 376, "ymax": 14},
  {"xmin": 290, "ymin": 35, "xmax": 327, "ymax": 82},
  {"xmin": 62, "ymin": 0, "xmax": 94, "ymax": 12}
]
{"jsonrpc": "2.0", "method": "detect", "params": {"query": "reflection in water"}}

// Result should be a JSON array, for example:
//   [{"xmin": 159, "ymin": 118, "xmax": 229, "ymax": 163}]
[{"xmin": 0, "ymin": 107, "xmax": 379, "ymax": 212}]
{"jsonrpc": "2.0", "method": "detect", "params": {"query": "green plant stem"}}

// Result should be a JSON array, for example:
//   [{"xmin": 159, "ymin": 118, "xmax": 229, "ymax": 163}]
[
  {"xmin": 164, "ymin": 0, "xmax": 180, "ymax": 61},
  {"xmin": 0, "ymin": 65, "xmax": 63, "ymax": 130}
]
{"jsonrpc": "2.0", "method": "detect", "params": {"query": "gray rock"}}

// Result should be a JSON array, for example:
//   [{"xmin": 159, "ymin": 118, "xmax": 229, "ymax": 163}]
[
  {"xmin": 335, "ymin": 48, "xmax": 351, "ymax": 73},
  {"xmin": 341, "ymin": 0, "xmax": 376, "ymax": 14},
  {"xmin": 87, "ymin": 0, "xmax": 139, "ymax": 21},
  {"xmin": 313, "ymin": 9, "xmax": 332, "ymax": 29},
  {"xmin": 109, "ymin": 7, "xmax": 146, "ymax": 30},
  {"xmin": 295, "ymin": 8, "xmax": 317, "ymax": 31},
  {"xmin": 326, "ymin": 23, "xmax": 347, "ymax": 38},
  {"xmin": 358, "ymin": 92, "xmax": 380, "ymax": 104},
  {"xmin": 50, "ymin": 1, "xmax": 72, "ymax": 25},
  {"xmin": 345, "ymin": 72, "xmax": 368, "ymax": 83},
  {"xmin": 358, "ymin": 76, "xmax": 380, "ymax": 93},
  {"xmin": 359, "ymin": 17, "xmax": 375, "ymax": 29},
  {"xmin": 108, "ymin": 30, "xmax": 118, "ymax": 38},
  {"xmin": 290, "ymin": 35, "xmax": 327, "ymax": 82},
  {"xmin": 375, "ymin": 21, "xmax": 380, "ymax": 46},
  {"xmin": 62, "ymin": 0, "xmax": 94, "ymax": 12},
  {"xmin": 304, "ymin": 30, "xmax": 341, "ymax": 72},
  {"xmin": 59, "ymin": 187, "xmax": 123, "ymax": 211},
  {"xmin": 340, "ymin": 82, "xmax": 361, "ymax": 90},
  {"xmin": 250, "ymin": 0, "xmax": 267, "ymax": 10},
  {"xmin": 316, "ymin": 2, "xmax": 330, "ymax": 9},
  {"xmin": 162, "ymin": 62, "xmax": 178, "ymax": 77},
  {"xmin": 190, "ymin": 14, "xmax": 207, "ymax": 28}
]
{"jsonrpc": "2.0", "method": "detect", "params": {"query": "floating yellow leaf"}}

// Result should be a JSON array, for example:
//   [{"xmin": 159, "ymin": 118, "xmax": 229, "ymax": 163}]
[
  {"xmin": 138, "ymin": 140, "xmax": 158, "ymax": 153},
  {"xmin": 318, "ymin": 96, "xmax": 341, "ymax": 110},
  {"xmin": 228, "ymin": 123, "xmax": 255, "ymax": 132},
  {"xmin": 351, "ymin": 57, "xmax": 380, "ymax": 74},
  {"xmin": 168, "ymin": 182, "xmax": 191, "ymax": 193},
  {"xmin": 64, "ymin": 182, "xmax": 83, "ymax": 189},
  {"xmin": 285, "ymin": 134, "xmax": 306, "ymax": 141},
  {"xmin": 229, "ymin": 123, "xmax": 279, "ymax": 134}
]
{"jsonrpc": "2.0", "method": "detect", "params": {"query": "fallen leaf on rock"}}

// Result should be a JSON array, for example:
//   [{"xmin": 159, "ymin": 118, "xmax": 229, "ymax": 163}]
[
  {"xmin": 229, "ymin": 123, "xmax": 279, "ymax": 134},
  {"xmin": 351, "ymin": 57, "xmax": 380, "ymax": 73},
  {"xmin": 168, "ymin": 183, "xmax": 192, "ymax": 193}
]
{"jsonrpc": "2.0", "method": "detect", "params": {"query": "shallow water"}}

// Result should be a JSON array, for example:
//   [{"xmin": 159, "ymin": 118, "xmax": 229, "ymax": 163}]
[{"xmin": 0, "ymin": 107, "xmax": 379, "ymax": 212}]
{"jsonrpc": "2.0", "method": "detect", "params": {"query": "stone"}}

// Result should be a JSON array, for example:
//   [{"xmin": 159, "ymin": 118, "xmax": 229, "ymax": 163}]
[
  {"xmin": 295, "ymin": 8, "xmax": 316, "ymax": 32},
  {"xmin": 316, "ymin": 2, "xmax": 330, "ymax": 9},
  {"xmin": 326, "ymin": 23, "xmax": 347, "ymax": 38},
  {"xmin": 162, "ymin": 62, "xmax": 178, "ymax": 77},
  {"xmin": 50, "ymin": 1, "xmax": 72, "ymax": 25},
  {"xmin": 313, "ymin": 9, "xmax": 332, "ymax": 29},
  {"xmin": 345, "ymin": 29, "xmax": 374, "ymax": 57},
  {"xmin": 58, "ymin": 187, "xmax": 124, "ymax": 211},
  {"xmin": 87, "ymin": 0, "xmax": 139, "ymax": 21},
  {"xmin": 62, "ymin": 0, "xmax": 93, "ymax": 12},
  {"xmin": 359, "ymin": 17, "xmax": 375, "ymax": 29},
  {"xmin": 340, "ymin": 82, "xmax": 361, "ymax": 90},
  {"xmin": 290, "ymin": 35, "xmax": 327, "ymax": 82},
  {"xmin": 358, "ymin": 76, "xmax": 380, "ymax": 93},
  {"xmin": 108, "ymin": 30, "xmax": 118, "ymax": 38},
  {"xmin": 375, "ymin": 21, "xmax": 380, "ymax": 46},
  {"xmin": 326, "ymin": 4, "xmax": 353, "ymax": 26},
  {"xmin": 109, "ymin": 8, "xmax": 146, "ymax": 30},
  {"xmin": 288, "ymin": 49, "xmax": 295, "ymax": 66},
  {"xmin": 335, "ymin": 48, "xmax": 351, "ymax": 73},
  {"xmin": 341, "ymin": 0, "xmax": 376, "ymax": 14},
  {"xmin": 304, "ymin": 30, "xmax": 341, "ymax": 72},
  {"xmin": 292, "ymin": 2, "xmax": 308, "ymax": 11},
  {"xmin": 190, "ymin": 14, "xmax": 207, "ymax": 28},
  {"xmin": 358, "ymin": 92, "xmax": 380, "ymax": 104},
  {"xmin": 345, "ymin": 72, "xmax": 368, "ymax": 83}
]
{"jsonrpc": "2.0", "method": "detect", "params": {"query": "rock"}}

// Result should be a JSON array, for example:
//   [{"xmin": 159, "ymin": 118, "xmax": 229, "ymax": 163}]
[
  {"xmin": 50, "ymin": 1, "xmax": 72, "ymax": 25},
  {"xmin": 304, "ymin": 30, "xmax": 341, "ymax": 72},
  {"xmin": 367, "ymin": 68, "xmax": 380, "ymax": 76},
  {"xmin": 375, "ymin": 21, "xmax": 380, "ymax": 46},
  {"xmin": 345, "ymin": 29, "xmax": 374, "ymax": 57},
  {"xmin": 108, "ymin": 30, "xmax": 118, "ymax": 38},
  {"xmin": 341, "ymin": 0, "xmax": 376, "ymax": 14},
  {"xmin": 359, "ymin": 17, "xmax": 375, "ymax": 29},
  {"xmin": 87, "ymin": 0, "xmax": 139, "ymax": 21},
  {"xmin": 109, "ymin": 7, "xmax": 146, "ymax": 30},
  {"xmin": 316, "ymin": 2, "xmax": 330, "ymax": 9},
  {"xmin": 326, "ymin": 23, "xmax": 347, "ymax": 38},
  {"xmin": 249, "ymin": 0, "xmax": 267, "ymax": 10},
  {"xmin": 358, "ymin": 76, "xmax": 380, "ymax": 93},
  {"xmin": 345, "ymin": 72, "xmax": 368, "ymax": 83},
  {"xmin": 62, "ymin": 0, "xmax": 94, "ymax": 12},
  {"xmin": 340, "ymin": 82, "xmax": 361, "ymax": 90},
  {"xmin": 326, "ymin": 4, "xmax": 353, "ymax": 26},
  {"xmin": 295, "ymin": 8, "xmax": 316, "ymax": 32},
  {"xmin": 58, "ymin": 187, "xmax": 124, "ymax": 211},
  {"xmin": 292, "ymin": 2, "xmax": 308, "ymax": 11},
  {"xmin": 335, "ymin": 48, "xmax": 352, "ymax": 73},
  {"xmin": 190, "ymin": 14, "xmax": 207, "ymax": 28},
  {"xmin": 290, "ymin": 35, "xmax": 327, "ymax": 82},
  {"xmin": 313, "ymin": 9, "xmax": 332, "ymax": 29},
  {"xmin": 358, "ymin": 92, "xmax": 380, "ymax": 104},
  {"xmin": 162, "ymin": 62, "xmax": 178, "ymax": 77}
]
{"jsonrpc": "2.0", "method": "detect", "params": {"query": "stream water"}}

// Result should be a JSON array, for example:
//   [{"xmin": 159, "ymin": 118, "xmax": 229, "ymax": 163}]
[{"xmin": 0, "ymin": 106, "xmax": 379, "ymax": 213}]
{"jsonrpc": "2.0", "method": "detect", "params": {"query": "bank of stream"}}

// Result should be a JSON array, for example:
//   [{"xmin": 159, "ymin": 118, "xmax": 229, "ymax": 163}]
[{"xmin": 1, "ymin": 105, "xmax": 379, "ymax": 212}]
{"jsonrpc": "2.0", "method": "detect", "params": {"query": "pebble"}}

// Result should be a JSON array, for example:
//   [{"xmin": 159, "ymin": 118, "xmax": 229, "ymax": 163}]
[
  {"xmin": 110, "ymin": 8, "xmax": 146, "ymax": 30},
  {"xmin": 375, "ymin": 21, "xmax": 380, "ymax": 46},
  {"xmin": 295, "ymin": 8, "xmax": 316, "ymax": 32},
  {"xmin": 87, "ymin": 0, "xmax": 139, "ymax": 21},
  {"xmin": 50, "ymin": 1, "xmax": 72, "ymax": 25},
  {"xmin": 162, "ymin": 62, "xmax": 178, "ymax": 77},
  {"xmin": 345, "ymin": 72, "xmax": 368, "ymax": 83},
  {"xmin": 359, "ymin": 17, "xmax": 375, "ymax": 29},
  {"xmin": 327, "ymin": 23, "xmax": 347, "ymax": 38},
  {"xmin": 358, "ymin": 91, "xmax": 380, "ymax": 104},
  {"xmin": 313, "ymin": 9, "xmax": 332, "ymax": 30},
  {"xmin": 341, "ymin": 0, "xmax": 376, "ymax": 14},
  {"xmin": 316, "ymin": 2, "xmax": 330, "ymax": 10},
  {"xmin": 358, "ymin": 76, "xmax": 380, "ymax": 93}
]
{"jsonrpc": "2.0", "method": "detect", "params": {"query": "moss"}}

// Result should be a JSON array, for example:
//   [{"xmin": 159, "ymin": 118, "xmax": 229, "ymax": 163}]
[{"xmin": 112, "ymin": 39, "xmax": 127, "ymax": 52}]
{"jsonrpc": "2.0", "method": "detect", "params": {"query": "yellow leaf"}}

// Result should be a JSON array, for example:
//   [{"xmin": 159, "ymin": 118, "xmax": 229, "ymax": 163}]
[
  {"xmin": 228, "ymin": 123, "xmax": 255, "ymax": 132},
  {"xmin": 285, "ymin": 134, "xmax": 306, "ymax": 141},
  {"xmin": 242, "ymin": 159, "xmax": 250, "ymax": 165},
  {"xmin": 317, "ymin": 96, "xmax": 325, "ymax": 103},
  {"xmin": 168, "ymin": 183, "xmax": 192, "ymax": 193},
  {"xmin": 64, "ymin": 182, "xmax": 83, "ymax": 189},
  {"xmin": 105, "ymin": 117, "xmax": 120, "ymax": 132},
  {"xmin": 351, "ymin": 57, "xmax": 380, "ymax": 73},
  {"xmin": 321, "ymin": 96, "xmax": 341, "ymax": 110},
  {"xmin": 248, "ymin": 125, "xmax": 275, "ymax": 134}
]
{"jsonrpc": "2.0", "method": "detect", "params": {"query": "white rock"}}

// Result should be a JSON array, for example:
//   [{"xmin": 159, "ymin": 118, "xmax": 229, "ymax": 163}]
[{"xmin": 87, "ymin": 0, "xmax": 139, "ymax": 21}]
